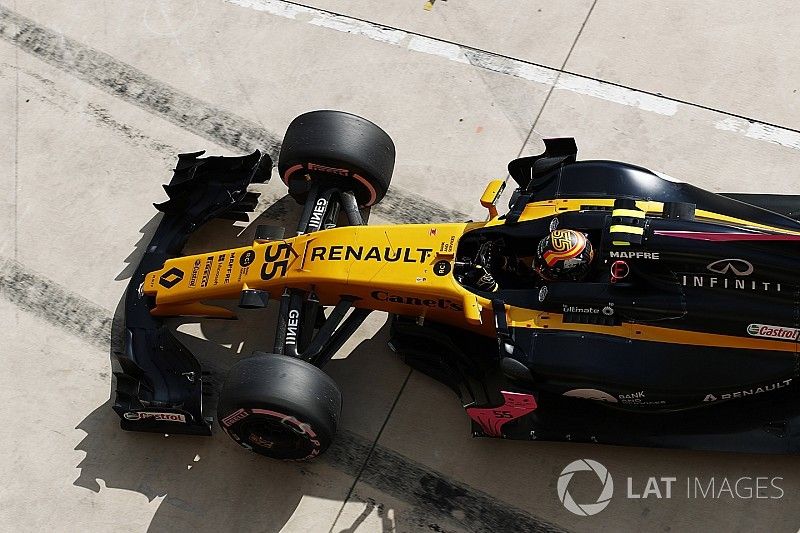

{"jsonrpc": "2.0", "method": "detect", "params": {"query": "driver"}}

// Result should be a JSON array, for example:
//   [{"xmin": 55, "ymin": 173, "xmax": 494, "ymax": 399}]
[
  {"xmin": 535, "ymin": 228, "xmax": 594, "ymax": 281},
  {"xmin": 459, "ymin": 229, "xmax": 594, "ymax": 292}
]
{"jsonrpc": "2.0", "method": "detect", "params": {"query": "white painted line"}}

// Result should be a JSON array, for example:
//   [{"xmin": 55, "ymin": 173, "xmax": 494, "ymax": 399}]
[
  {"xmin": 225, "ymin": 0, "xmax": 671, "ymax": 114},
  {"xmin": 715, "ymin": 117, "xmax": 800, "ymax": 150},
  {"xmin": 407, "ymin": 35, "xmax": 469, "ymax": 64},
  {"xmin": 226, "ymin": 0, "xmax": 800, "ymax": 149},
  {"xmin": 310, "ymin": 12, "xmax": 407, "ymax": 45},
  {"xmin": 556, "ymin": 73, "xmax": 678, "ymax": 116}
]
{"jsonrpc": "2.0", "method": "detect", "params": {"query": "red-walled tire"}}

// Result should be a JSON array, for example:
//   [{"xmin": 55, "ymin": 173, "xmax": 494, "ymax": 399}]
[
  {"xmin": 278, "ymin": 110, "xmax": 395, "ymax": 207},
  {"xmin": 217, "ymin": 353, "xmax": 341, "ymax": 460}
]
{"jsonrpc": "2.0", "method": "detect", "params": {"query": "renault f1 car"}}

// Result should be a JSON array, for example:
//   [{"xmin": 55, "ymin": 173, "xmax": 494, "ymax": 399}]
[{"xmin": 116, "ymin": 110, "xmax": 800, "ymax": 459}]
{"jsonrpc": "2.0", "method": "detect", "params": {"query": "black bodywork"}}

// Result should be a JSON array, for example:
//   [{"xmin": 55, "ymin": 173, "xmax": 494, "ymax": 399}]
[
  {"xmin": 118, "ymin": 138, "xmax": 800, "ymax": 453},
  {"xmin": 116, "ymin": 150, "xmax": 270, "ymax": 435},
  {"xmin": 399, "ymin": 138, "xmax": 800, "ymax": 452}
]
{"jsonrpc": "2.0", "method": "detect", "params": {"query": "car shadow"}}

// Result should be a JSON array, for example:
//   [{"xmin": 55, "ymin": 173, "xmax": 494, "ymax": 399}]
[
  {"xmin": 81, "ymin": 193, "xmax": 409, "ymax": 532},
  {"xmin": 75, "ymin": 327, "xmax": 407, "ymax": 533}
]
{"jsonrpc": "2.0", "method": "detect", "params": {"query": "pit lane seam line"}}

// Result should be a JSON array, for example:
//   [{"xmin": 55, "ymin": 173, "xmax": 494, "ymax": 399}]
[
  {"xmin": 515, "ymin": 0, "xmax": 598, "ymax": 162},
  {"xmin": 0, "ymin": 254, "xmax": 565, "ymax": 533},
  {"xmin": 329, "ymin": 368, "xmax": 412, "ymax": 533},
  {"xmin": 0, "ymin": 5, "xmax": 468, "ymax": 225},
  {"xmin": 226, "ymin": 0, "xmax": 800, "ymax": 151}
]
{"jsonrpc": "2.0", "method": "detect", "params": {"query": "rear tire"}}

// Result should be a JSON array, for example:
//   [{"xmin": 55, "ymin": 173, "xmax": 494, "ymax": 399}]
[
  {"xmin": 278, "ymin": 110, "xmax": 395, "ymax": 207},
  {"xmin": 217, "ymin": 353, "xmax": 341, "ymax": 460}
]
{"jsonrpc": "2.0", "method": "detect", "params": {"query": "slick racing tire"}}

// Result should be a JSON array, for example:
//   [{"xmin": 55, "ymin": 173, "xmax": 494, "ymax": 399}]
[
  {"xmin": 217, "ymin": 353, "xmax": 341, "ymax": 460},
  {"xmin": 278, "ymin": 110, "xmax": 395, "ymax": 207}
]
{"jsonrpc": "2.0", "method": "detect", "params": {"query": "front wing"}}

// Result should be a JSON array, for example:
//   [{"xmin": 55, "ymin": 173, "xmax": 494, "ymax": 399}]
[{"xmin": 114, "ymin": 150, "xmax": 270, "ymax": 435}]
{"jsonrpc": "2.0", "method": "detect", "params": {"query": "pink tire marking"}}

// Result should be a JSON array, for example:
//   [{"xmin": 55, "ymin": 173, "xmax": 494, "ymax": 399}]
[
  {"xmin": 282, "ymin": 164, "xmax": 305, "ymax": 185},
  {"xmin": 281, "ymin": 163, "xmax": 378, "ymax": 207},
  {"xmin": 250, "ymin": 408, "xmax": 318, "ymax": 438},
  {"xmin": 351, "ymin": 173, "xmax": 378, "ymax": 206}
]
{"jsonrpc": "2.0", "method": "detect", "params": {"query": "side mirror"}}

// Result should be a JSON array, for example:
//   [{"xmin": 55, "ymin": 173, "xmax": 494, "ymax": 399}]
[{"xmin": 480, "ymin": 179, "xmax": 506, "ymax": 219}]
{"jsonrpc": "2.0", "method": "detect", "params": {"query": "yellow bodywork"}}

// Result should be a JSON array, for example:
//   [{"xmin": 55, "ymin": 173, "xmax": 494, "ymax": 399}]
[
  {"xmin": 144, "ymin": 222, "xmax": 495, "ymax": 334},
  {"xmin": 144, "ymin": 194, "xmax": 800, "ymax": 351}
]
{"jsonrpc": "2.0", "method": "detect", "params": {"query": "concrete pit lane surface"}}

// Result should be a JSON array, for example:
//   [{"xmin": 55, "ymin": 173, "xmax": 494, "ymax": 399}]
[{"xmin": 1, "ymin": 1, "xmax": 800, "ymax": 531}]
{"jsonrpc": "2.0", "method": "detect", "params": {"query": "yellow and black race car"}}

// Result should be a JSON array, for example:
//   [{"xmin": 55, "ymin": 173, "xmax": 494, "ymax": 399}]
[{"xmin": 117, "ymin": 111, "xmax": 800, "ymax": 459}]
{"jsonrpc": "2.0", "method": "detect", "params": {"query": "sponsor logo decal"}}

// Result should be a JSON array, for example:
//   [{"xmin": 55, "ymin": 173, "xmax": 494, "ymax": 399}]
[
  {"xmin": 433, "ymin": 260, "xmax": 451, "ymax": 276},
  {"xmin": 746, "ymin": 323, "xmax": 800, "ymax": 341},
  {"xmin": 706, "ymin": 258, "xmax": 754, "ymax": 276},
  {"xmin": 610, "ymin": 260, "xmax": 630, "ymax": 281},
  {"xmin": 123, "ymin": 411, "xmax": 187, "ymax": 423},
  {"xmin": 307, "ymin": 162, "xmax": 348, "ymax": 176},
  {"xmin": 310, "ymin": 246, "xmax": 433, "ymax": 263},
  {"xmin": 221, "ymin": 408, "xmax": 249, "ymax": 427},
  {"xmin": 538, "ymin": 286, "xmax": 548, "ymax": 302},
  {"xmin": 563, "ymin": 305, "xmax": 600, "ymax": 314},
  {"xmin": 200, "ymin": 255, "xmax": 214, "ymax": 288},
  {"xmin": 213, "ymin": 253, "xmax": 225, "ymax": 285},
  {"xmin": 438, "ymin": 235, "xmax": 455, "ymax": 253},
  {"xmin": 189, "ymin": 259, "xmax": 201, "ymax": 287},
  {"xmin": 558, "ymin": 459, "xmax": 614, "ymax": 516},
  {"xmin": 609, "ymin": 251, "xmax": 660, "ymax": 260},
  {"xmin": 370, "ymin": 290, "xmax": 462, "ymax": 311},
  {"xmin": 224, "ymin": 251, "xmax": 236, "ymax": 284},
  {"xmin": 285, "ymin": 309, "xmax": 300, "ymax": 345},
  {"xmin": 615, "ymin": 390, "xmax": 666, "ymax": 406},
  {"xmin": 307, "ymin": 197, "xmax": 328, "ymax": 232},
  {"xmin": 240, "ymin": 250, "xmax": 255, "ymax": 267},
  {"xmin": 158, "ymin": 267, "xmax": 184, "ymax": 288},
  {"xmin": 702, "ymin": 378, "xmax": 792, "ymax": 402},
  {"xmin": 562, "ymin": 389, "xmax": 618, "ymax": 403},
  {"xmin": 681, "ymin": 275, "xmax": 781, "ymax": 293},
  {"xmin": 684, "ymin": 258, "xmax": 780, "ymax": 292}
]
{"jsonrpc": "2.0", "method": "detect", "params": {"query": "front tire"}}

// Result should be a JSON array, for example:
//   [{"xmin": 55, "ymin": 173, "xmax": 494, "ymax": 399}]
[
  {"xmin": 217, "ymin": 353, "xmax": 341, "ymax": 460},
  {"xmin": 278, "ymin": 110, "xmax": 395, "ymax": 207}
]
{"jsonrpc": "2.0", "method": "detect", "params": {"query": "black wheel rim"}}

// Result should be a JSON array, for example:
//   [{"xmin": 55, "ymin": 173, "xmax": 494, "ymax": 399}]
[{"xmin": 241, "ymin": 417, "xmax": 315, "ymax": 458}]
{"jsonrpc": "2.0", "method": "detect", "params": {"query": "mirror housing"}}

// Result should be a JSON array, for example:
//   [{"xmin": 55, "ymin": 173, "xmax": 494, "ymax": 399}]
[{"xmin": 480, "ymin": 179, "xmax": 506, "ymax": 219}]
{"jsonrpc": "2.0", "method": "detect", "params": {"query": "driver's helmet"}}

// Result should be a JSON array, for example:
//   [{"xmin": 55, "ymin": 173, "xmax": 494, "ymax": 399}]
[{"xmin": 536, "ymin": 229, "xmax": 594, "ymax": 281}]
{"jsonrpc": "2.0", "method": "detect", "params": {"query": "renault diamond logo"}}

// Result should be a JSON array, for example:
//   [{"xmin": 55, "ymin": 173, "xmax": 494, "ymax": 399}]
[
  {"xmin": 706, "ymin": 258, "xmax": 753, "ymax": 276},
  {"xmin": 159, "ymin": 267, "xmax": 184, "ymax": 288}
]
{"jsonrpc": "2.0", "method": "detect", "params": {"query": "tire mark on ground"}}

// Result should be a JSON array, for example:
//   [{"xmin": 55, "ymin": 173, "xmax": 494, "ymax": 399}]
[
  {"xmin": 0, "ymin": 61, "xmax": 179, "ymax": 160},
  {"xmin": 0, "ymin": 5, "xmax": 468, "ymax": 224},
  {"xmin": 328, "ymin": 428, "xmax": 565, "ymax": 533},
  {"xmin": 0, "ymin": 257, "xmax": 114, "ymax": 351}
]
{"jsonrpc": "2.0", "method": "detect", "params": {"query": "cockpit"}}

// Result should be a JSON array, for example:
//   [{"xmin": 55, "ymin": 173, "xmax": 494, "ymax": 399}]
[{"xmin": 453, "ymin": 219, "xmax": 605, "ymax": 306}]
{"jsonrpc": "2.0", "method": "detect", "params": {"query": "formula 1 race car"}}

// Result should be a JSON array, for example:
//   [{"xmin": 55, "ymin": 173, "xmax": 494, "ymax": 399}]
[{"xmin": 116, "ymin": 110, "xmax": 800, "ymax": 459}]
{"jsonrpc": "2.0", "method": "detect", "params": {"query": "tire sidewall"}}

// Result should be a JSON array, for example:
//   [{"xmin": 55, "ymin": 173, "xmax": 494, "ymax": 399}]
[
  {"xmin": 217, "ymin": 354, "xmax": 341, "ymax": 460},
  {"xmin": 278, "ymin": 110, "xmax": 395, "ymax": 207}
]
